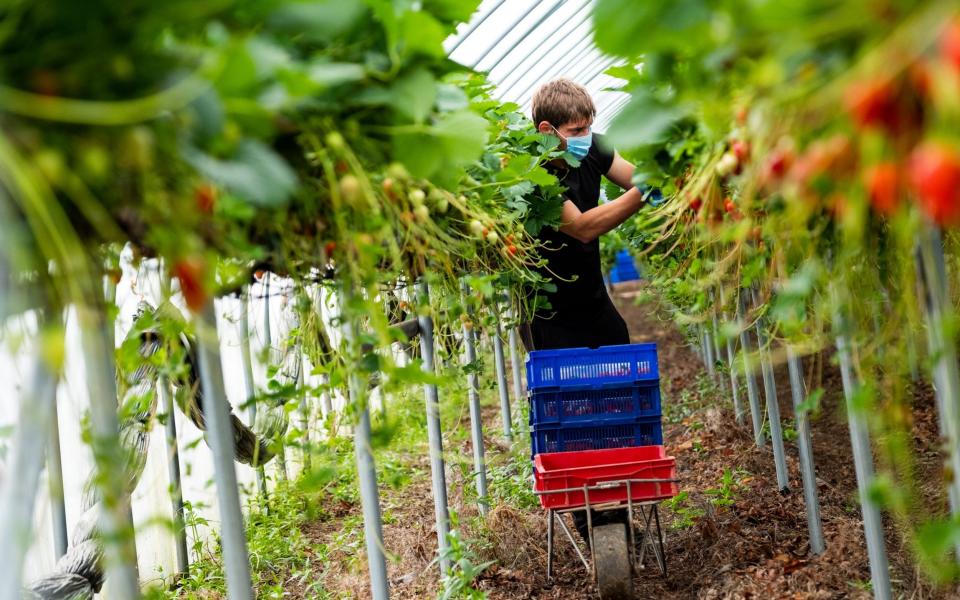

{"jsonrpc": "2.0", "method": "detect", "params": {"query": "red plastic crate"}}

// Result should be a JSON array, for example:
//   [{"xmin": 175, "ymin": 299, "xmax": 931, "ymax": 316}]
[{"xmin": 534, "ymin": 446, "xmax": 678, "ymax": 510}]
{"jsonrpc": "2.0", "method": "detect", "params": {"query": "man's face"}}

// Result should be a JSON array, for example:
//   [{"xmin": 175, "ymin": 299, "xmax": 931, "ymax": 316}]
[{"xmin": 538, "ymin": 118, "xmax": 592, "ymax": 150}]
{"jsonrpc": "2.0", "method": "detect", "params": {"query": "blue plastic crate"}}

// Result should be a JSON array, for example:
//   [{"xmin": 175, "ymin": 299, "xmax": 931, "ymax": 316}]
[
  {"xmin": 530, "ymin": 381, "xmax": 661, "ymax": 426},
  {"xmin": 531, "ymin": 416, "xmax": 663, "ymax": 454},
  {"xmin": 526, "ymin": 343, "xmax": 659, "ymax": 391},
  {"xmin": 609, "ymin": 263, "xmax": 640, "ymax": 283}
]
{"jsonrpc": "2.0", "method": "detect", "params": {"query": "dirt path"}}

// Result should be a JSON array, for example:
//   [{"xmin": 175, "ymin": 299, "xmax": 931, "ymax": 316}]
[{"xmin": 299, "ymin": 281, "xmax": 950, "ymax": 599}]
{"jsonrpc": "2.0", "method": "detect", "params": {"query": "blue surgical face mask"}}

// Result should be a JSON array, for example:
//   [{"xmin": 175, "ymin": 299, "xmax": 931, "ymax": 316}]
[{"xmin": 552, "ymin": 125, "xmax": 592, "ymax": 160}]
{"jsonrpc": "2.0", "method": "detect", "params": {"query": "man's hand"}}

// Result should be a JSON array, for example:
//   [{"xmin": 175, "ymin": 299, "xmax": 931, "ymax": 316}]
[{"xmin": 558, "ymin": 152, "xmax": 642, "ymax": 244}]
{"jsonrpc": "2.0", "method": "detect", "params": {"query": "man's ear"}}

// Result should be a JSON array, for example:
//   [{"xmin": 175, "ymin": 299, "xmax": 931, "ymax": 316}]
[{"xmin": 537, "ymin": 121, "xmax": 554, "ymax": 135}]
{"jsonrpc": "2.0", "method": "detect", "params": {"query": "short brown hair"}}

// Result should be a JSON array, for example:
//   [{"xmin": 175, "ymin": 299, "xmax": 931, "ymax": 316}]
[{"xmin": 531, "ymin": 79, "xmax": 596, "ymax": 128}]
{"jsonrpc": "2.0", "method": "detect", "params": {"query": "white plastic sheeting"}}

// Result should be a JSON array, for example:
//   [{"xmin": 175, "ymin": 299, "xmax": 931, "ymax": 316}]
[{"xmin": 445, "ymin": 0, "xmax": 631, "ymax": 132}]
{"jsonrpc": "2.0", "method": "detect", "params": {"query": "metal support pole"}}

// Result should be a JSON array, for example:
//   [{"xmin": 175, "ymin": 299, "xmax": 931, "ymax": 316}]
[
  {"xmin": 918, "ymin": 226, "xmax": 960, "ymax": 557},
  {"xmin": 297, "ymin": 359, "xmax": 311, "ymax": 473},
  {"xmin": 719, "ymin": 285, "xmax": 744, "ymax": 423},
  {"xmin": 47, "ymin": 383, "xmax": 68, "ymax": 559},
  {"xmin": 239, "ymin": 293, "xmax": 267, "ymax": 498},
  {"xmin": 196, "ymin": 299, "xmax": 254, "ymax": 600},
  {"xmin": 78, "ymin": 300, "xmax": 141, "ymax": 598},
  {"xmin": 786, "ymin": 347, "xmax": 825, "ymax": 555},
  {"xmin": 737, "ymin": 294, "xmax": 765, "ymax": 446},
  {"xmin": 508, "ymin": 320, "xmax": 524, "ymax": 405},
  {"xmin": 263, "ymin": 274, "xmax": 288, "ymax": 482},
  {"xmin": 492, "ymin": 309, "xmax": 513, "ymax": 439},
  {"xmin": 751, "ymin": 289, "xmax": 789, "ymax": 492},
  {"xmin": 320, "ymin": 375, "xmax": 334, "ymax": 421},
  {"xmin": 159, "ymin": 377, "xmax": 189, "ymax": 576},
  {"xmin": 703, "ymin": 326, "xmax": 716, "ymax": 378},
  {"xmin": 711, "ymin": 313, "xmax": 723, "ymax": 377},
  {"xmin": 462, "ymin": 283, "xmax": 489, "ymax": 516},
  {"xmin": 0, "ymin": 350, "xmax": 57, "ymax": 600},
  {"xmin": 836, "ymin": 318, "xmax": 892, "ymax": 600},
  {"xmin": 416, "ymin": 280, "xmax": 451, "ymax": 574},
  {"xmin": 342, "ymin": 294, "xmax": 389, "ymax": 600}
]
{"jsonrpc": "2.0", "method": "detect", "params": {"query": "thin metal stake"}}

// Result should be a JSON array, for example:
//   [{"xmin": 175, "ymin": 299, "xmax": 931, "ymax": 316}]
[
  {"xmin": 737, "ymin": 294, "xmax": 765, "ymax": 446},
  {"xmin": 918, "ymin": 226, "xmax": 960, "ymax": 558},
  {"xmin": 461, "ymin": 284, "xmax": 489, "ymax": 516},
  {"xmin": 492, "ymin": 309, "xmax": 513, "ymax": 439},
  {"xmin": 0, "ymin": 350, "xmax": 57, "ymax": 600},
  {"xmin": 786, "ymin": 347, "xmax": 825, "ymax": 555},
  {"xmin": 297, "ymin": 358, "xmax": 311, "ymax": 473},
  {"xmin": 78, "ymin": 302, "xmax": 141, "ymax": 598},
  {"xmin": 508, "ymin": 320, "xmax": 524, "ymax": 406},
  {"xmin": 263, "ymin": 274, "xmax": 288, "ymax": 482},
  {"xmin": 836, "ymin": 319, "xmax": 892, "ymax": 600},
  {"xmin": 416, "ymin": 280, "xmax": 451, "ymax": 574},
  {"xmin": 751, "ymin": 289, "xmax": 789, "ymax": 491},
  {"xmin": 719, "ymin": 286, "xmax": 744, "ymax": 422},
  {"xmin": 342, "ymin": 295, "xmax": 389, "ymax": 600},
  {"xmin": 196, "ymin": 299, "xmax": 254, "ymax": 600},
  {"xmin": 47, "ymin": 381, "xmax": 68, "ymax": 559},
  {"xmin": 239, "ymin": 293, "xmax": 267, "ymax": 498},
  {"xmin": 159, "ymin": 377, "xmax": 190, "ymax": 576}
]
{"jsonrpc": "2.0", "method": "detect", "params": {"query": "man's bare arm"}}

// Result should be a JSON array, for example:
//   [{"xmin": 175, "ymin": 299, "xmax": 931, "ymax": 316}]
[
  {"xmin": 558, "ymin": 152, "xmax": 642, "ymax": 244},
  {"xmin": 558, "ymin": 187, "xmax": 644, "ymax": 244}
]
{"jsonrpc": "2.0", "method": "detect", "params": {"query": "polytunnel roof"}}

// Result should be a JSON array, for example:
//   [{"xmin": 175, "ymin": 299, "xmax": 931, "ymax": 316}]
[{"xmin": 444, "ymin": 0, "xmax": 631, "ymax": 133}]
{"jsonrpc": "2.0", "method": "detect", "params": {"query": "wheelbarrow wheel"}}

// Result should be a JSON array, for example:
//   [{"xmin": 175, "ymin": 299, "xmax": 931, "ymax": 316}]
[{"xmin": 593, "ymin": 523, "xmax": 634, "ymax": 600}]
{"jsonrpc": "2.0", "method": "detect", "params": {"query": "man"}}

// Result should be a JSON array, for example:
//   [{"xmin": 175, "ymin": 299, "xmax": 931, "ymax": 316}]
[
  {"xmin": 528, "ymin": 78, "xmax": 646, "ymax": 351},
  {"xmin": 525, "ymin": 79, "xmax": 650, "ymax": 541}
]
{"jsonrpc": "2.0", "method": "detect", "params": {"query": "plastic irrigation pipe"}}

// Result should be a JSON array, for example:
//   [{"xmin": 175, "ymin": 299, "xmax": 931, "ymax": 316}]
[
  {"xmin": 416, "ymin": 280, "xmax": 451, "ymax": 574},
  {"xmin": 835, "ymin": 311, "xmax": 892, "ymax": 600},
  {"xmin": 750, "ymin": 288, "xmax": 790, "ymax": 492},
  {"xmin": 0, "ymin": 349, "xmax": 57, "ymax": 600},
  {"xmin": 737, "ymin": 293, "xmax": 765, "ymax": 447},
  {"xmin": 196, "ymin": 298, "xmax": 254, "ymax": 600},
  {"xmin": 263, "ymin": 274, "xmax": 288, "ymax": 482},
  {"xmin": 492, "ymin": 309, "xmax": 513, "ymax": 439},
  {"xmin": 47, "ymin": 375, "xmax": 68, "ymax": 559},
  {"xmin": 918, "ymin": 226, "xmax": 960, "ymax": 557},
  {"xmin": 159, "ymin": 376, "xmax": 190, "ymax": 576},
  {"xmin": 786, "ymin": 347, "xmax": 825, "ymax": 555},
  {"xmin": 461, "ymin": 283, "xmax": 489, "ymax": 516},
  {"xmin": 718, "ymin": 286, "xmax": 744, "ymax": 423},
  {"xmin": 239, "ymin": 292, "xmax": 268, "ymax": 498},
  {"xmin": 342, "ymin": 295, "xmax": 389, "ymax": 600}
]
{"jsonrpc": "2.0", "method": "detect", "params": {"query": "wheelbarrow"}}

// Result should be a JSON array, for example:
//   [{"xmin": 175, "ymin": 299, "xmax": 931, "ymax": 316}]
[{"xmin": 533, "ymin": 446, "xmax": 679, "ymax": 600}]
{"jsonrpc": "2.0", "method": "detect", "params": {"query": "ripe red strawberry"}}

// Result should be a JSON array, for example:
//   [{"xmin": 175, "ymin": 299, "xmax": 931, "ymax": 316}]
[
  {"xmin": 689, "ymin": 196, "xmax": 703, "ymax": 212},
  {"xmin": 863, "ymin": 162, "xmax": 901, "ymax": 215},
  {"xmin": 732, "ymin": 140, "xmax": 750, "ymax": 164},
  {"xmin": 723, "ymin": 197, "xmax": 736, "ymax": 214},
  {"xmin": 324, "ymin": 241, "xmax": 337, "ymax": 257},
  {"xmin": 195, "ymin": 182, "xmax": 216, "ymax": 214},
  {"xmin": 941, "ymin": 17, "xmax": 960, "ymax": 73},
  {"xmin": 173, "ymin": 257, "xmax": 207, "ymax": 313},
  {"xmin": 908, "ymin": 142, "xmax": 960, "ymax": 226},
  {"xmin": 844, "ymin": 78, "xmax": 899, "ymax": 132}
]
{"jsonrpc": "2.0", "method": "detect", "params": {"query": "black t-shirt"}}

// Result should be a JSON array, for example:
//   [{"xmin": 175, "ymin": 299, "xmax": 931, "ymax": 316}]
[{"xmin": 535, "ymin": 134, "xmax": 615, "ymax": 316}]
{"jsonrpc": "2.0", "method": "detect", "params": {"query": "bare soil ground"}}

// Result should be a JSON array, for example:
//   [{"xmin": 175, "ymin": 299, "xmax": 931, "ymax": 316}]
[{"xmin": 298, "ymin": 281, "xmax": 955, "ymax": 599}]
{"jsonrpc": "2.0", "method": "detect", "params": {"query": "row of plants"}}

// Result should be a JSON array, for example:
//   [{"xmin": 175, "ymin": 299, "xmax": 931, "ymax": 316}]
[
  {"xmin": 0, "ymin": 1, "xmax": 580, "ymax": 597},
  {"xmin": 594, "ymin": 0, "xmax": 960, "ymax": 586}
]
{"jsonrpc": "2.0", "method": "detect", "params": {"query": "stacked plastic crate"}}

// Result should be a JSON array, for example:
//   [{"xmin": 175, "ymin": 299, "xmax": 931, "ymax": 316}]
[
  {"xmin": 527, "ymin": 343, "xmax": 662, "ymax": 454},
  {"xmin": 608, "ymin": 249, "xmax": 641, "ymax": 283}
]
